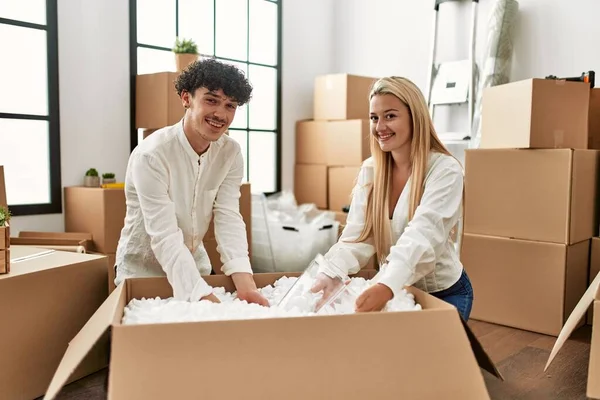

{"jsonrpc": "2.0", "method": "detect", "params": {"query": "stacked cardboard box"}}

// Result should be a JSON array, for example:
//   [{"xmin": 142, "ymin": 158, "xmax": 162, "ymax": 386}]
[
  {"xmin": 0, "ymin": 166, "xmax": 9, "ymax": 274},
  {"xmin": 136, "ymin": 72, "xmax": 184, "ymax": 131},
  {"xmin": 295, "ymin": 74, "xmax": 376, "ymax": 212},
  {"xmin": 461, "ymin": 78, "xmax": 600, "ymax": 336}
]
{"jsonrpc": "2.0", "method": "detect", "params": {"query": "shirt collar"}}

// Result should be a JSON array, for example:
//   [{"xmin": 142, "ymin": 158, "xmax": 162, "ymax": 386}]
[{"xmin": 175, "ymin": 119, "xmax": 225, "ymax": 163}]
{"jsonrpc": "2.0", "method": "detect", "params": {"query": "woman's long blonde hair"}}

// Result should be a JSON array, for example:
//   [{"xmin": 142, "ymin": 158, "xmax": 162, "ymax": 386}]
[{"xmin": 352, "ymin": 76, "xmax": 461, "ymax": 261}]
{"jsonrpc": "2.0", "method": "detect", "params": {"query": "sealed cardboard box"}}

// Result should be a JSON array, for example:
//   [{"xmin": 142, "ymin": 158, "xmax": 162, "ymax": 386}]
[
  {"xmin": 328, "ymin": 166, "xmax": 360, "ymax": 212},
  {"xmin": 480, "ymin": 78, "xmax": 590, "ymax": 149},
  {"xmin": 314, "ymin": 74, "xmax": 377, "ymax": 121},
  {"xmin": 589, "ymin": 89, "xmax": 600, "ymax": 150},
  {"xmin": 1, "ymin": 246, "xmax": 109, "ymax": 400},
  {"xmin": 461, "ymin": 233, "xmax": 589, "ymax": 336},
  {"xmin": 64, "ymin": 187, "xmax": 127, "ymax": 253},
  {"xmin": 296, "ymin": 119, "xmax": 370, "ymax": 166},
  {"xmin": 45, "ymin": 272, "xmax": 501, "ymax": 400},
  {"xmin": 546, "ymin": 272, "xmax": 600, "ymax": 399},
  {"xmin": 136, "ymin": 72, "xmax": 183, "ymax": 129},
  {"xmin": 294, "ymin": 164, "xmax": 327, "ymax": 209},
  {"xmin": 590, "ymin": 237, "xmax": 600, "ymax": 325},
  {"xmin": 464, "ymin": 149, "xmax": 599, "ymax": 244}
]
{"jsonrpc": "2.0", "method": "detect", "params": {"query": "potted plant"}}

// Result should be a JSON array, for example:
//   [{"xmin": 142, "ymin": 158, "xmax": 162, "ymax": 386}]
[
  {"xmin": 84, "ymin": 168, "xmax": 100, "ymax": 187},
  {"xmin": 173, "ymin": 37, "xmax": 199, "ymax": 72},
  {"xmin": 102, "ymin": 172, "xmax": 116, "ymax": 185},
  {"xmin": 0, "ymin": 206, "xmax": 10, "ymax": 228}
]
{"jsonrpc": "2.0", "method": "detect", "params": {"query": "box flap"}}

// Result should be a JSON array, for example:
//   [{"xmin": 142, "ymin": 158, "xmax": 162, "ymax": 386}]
[
  {"xmin": 461, "ymin": 318, "xmax": 504, "ymax": 380},
  {"xmin": 43, "ymin": 282, "xmax": 124, "ymax": 400},
  {"xmin": 545, "ymin": 270, "xmax": 600, "ymax": 371}
]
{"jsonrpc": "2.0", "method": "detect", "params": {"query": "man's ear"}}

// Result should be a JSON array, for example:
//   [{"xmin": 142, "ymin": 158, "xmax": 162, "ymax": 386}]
[{"xmin": 181, "ymin": 90, "xmax": 191, "ymax": 109}]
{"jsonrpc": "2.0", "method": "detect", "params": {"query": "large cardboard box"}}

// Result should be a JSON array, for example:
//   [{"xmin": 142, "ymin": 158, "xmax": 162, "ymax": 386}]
[
  {"xmin": 590, "ymin": 237, "xmax": 600, "ymax": 325},
  {"xmin": 136, "ymin": 72, "xmax": 183, "ymax": 129},
  {"xmin": 64, "ymin": 187, "xmax": 127, "ymax": 254},
  {"xmin": 1, "ymin": 246, "xmax": 109, "ymax": 400},
  {"xmin": 589, "ymin": 89, "xmax": 600, "ymax": 150},
  {"xmin": 45, "ymin": 272, "xmax": 502, "ymax": 400},
  {"xmin": 480, "ymin": 78, "xmax": 591, "ymax": 149},
  {"xmin": 0, "ymin": 166, "xmax": 9, "ymax": 274},
  {"xmin": 296, "ymin": 119, "xmax": 370, "ymax": 166},
  {"xmin": 314, "ymin": 74, "xmax": 377, "ymax": 121},
  {"xmin": 294, "ymin": 164, "xmax": 328, "ymax": 209},
  {"xmin": 546, "ymin": 271, "xmax": 600, "ymax": 399},
  {"xmin": 464, "ymin": 149, "xmax": 599, "ymax": 244},
  {"xmin": 328, "ymin": 166, "xmax": 360, "ymax": 212},
  {"xmin": 462, "ymin": 233, "xmax": 589, "ymax": 336}
]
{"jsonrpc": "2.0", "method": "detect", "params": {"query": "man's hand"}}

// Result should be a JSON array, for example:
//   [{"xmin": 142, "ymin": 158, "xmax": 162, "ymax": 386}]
[
  {"xmin": 201, "ymin": 293, "xmax": 221, "ymax": 303},
  {"xmin": 232, "ymin": 272, "xmax": 270, "ymax": 307},
  {"xmin": 355, "ymin": 283, "xmax": 393, "ymax": 312}
]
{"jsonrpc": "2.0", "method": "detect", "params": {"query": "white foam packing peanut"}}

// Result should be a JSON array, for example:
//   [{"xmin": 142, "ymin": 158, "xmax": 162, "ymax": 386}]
[{"xmin": 121, "ymin": 276, "xmax": 422, "ymax": 325}]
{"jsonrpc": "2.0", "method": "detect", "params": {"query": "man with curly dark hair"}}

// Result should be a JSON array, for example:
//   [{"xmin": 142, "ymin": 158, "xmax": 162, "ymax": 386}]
[{"xmin": 114, "ymin": 58, "xmax": 268, "ymax": 307}]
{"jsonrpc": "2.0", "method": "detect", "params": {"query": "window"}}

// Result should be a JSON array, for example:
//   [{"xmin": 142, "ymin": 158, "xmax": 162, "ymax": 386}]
[
  {"xmin": 0, "ymin": 0, "xmax": 61, "ymax": 215},
  {"xmin": 130, "ymin": 0, "xmax": 282, "ymax": 194}
]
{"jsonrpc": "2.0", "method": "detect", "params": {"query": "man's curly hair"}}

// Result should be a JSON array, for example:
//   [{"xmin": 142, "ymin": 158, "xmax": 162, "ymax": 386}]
[{"xmin": 174, "ymin": 58, "xmax": 253, "ymax": 105}]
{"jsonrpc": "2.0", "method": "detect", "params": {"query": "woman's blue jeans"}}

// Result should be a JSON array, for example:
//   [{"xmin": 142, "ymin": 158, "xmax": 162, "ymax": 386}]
[{"xmin": 431, "ymin": 269, "xmax": 474, "ymax": 321}]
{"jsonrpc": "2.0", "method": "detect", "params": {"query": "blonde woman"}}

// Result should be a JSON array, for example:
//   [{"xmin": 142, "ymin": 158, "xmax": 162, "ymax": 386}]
[{"xmin": 312, "ymin": 76, "xmax": 473, "ymax": 320}]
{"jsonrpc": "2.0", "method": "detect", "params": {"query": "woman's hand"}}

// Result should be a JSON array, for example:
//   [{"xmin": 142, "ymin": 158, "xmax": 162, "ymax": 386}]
[
  {"xmin": 355, "ymin": 283, "xmax": 393, "ymax": 312},
  {"xmin": 310, "ymin": 272, "xmax": 345, "ymax": 310}
]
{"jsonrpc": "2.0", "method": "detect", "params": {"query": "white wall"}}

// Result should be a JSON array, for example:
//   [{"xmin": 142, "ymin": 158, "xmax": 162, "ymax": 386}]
[
  {"xmin": 11, "ymin": 0, "xmax": 131, "ymax": 234},
  {"xmin": 333, "ymin": 0, "xmax": 600, "ymax": 135},
  {"xmin": 280, "ymin": 0, "xmax": 337, "ymax": 191}
]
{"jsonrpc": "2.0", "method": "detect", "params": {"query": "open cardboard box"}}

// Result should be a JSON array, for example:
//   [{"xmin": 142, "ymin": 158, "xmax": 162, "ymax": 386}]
[
  {"xmin": 45, "ymin": 272, "xmax": 502, "ymax": 400},
  {"xmin": 546, "ymin": 271, "xmax": 600, "ymax": 399}
]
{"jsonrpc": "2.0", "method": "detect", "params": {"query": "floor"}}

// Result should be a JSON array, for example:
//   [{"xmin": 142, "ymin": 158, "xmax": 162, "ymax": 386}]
[{"xmin": 42, "ymin": 320, "xmax": 593, "ymax": 400}]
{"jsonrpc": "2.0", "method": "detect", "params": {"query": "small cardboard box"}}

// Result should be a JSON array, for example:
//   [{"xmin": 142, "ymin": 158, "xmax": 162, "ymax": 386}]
[
  {"xmin": 0, "ymin": 165, "xmax": 9, "ymax": 274},
  {"xmin": 136, "ymin": 72, "xmax": 183, "ymax": 129},
  {"xmin": 464, "ymin": 149, "xmax": 599, "ymax": 244},
  {"xmin": 545, "ymin": 270, "xmax": 600, "ymax": 399},
  {"xmin": 328, "ymin": 166, "xmax": 360, "ymax": 212},
  {"xmin": 314, "ymin": 74, "xmax": 377, "ymax": 121},
  {"xmin": 294, "ymin": 164, "xmax": 328, "ymax": 209},
  {"xmin": 64, "ymin": 186, "xmax": 127, "ymax": 254},
  {"xmin": 44, "ymin": 272, "xmax": 502, "ymax": 400},
  {"xmin": 480, "ymin": 78, "xmax": 591, "ymax": 149},
  {"xmin": 1, "ymin": 246, "xmax": 109, "ymax": 400},
  {"xmin": 296, "ymin": 119, "xmax": 370, "ymax": 166},
  {"xmin": 461, "ymin": 233, "xmax": 589, "ymax": 336}
]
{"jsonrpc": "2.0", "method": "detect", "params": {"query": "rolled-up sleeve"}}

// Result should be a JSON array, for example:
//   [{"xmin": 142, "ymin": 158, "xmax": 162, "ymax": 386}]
[
  {"xmin": 321, "ymin": 161, "xmax": 376, "ymax": 277},
  {"xmin": 378, "ymin": 160, "xmax": 463, "ymax": 298},
  {"xmin": 131, "ymin": 152, "xmax": 213, "ymax": 301},
  {"xmin": 212, "ymin": 147, "xmax": 253, "ymax": 276}
]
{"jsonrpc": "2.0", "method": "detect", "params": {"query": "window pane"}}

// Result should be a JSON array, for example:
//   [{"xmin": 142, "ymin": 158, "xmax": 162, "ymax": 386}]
[
  {"xmin": 0, "ymin": 0, "xmax": 46, "ymax": 25},
  {"xmin": 249, "ymin": 131, "xmax": 276, "ymax": 193},
  {"xmin": 217, "ymin": 59, "xmax": 248, "ymax": 129},
  {"xmin": 179, "ymin": 0, "xmax": 214, "ymax": 56},
  {"xmin": 228, "ymin": 129, "xmax": 248, "ymax": 182},
  {"xmin": 137, "ymin": 47, "xmax": 175, "ymax": 74},
  {"xmin": 137, "ymin": 0, "xmax": 176, "ymax": 48},
  {"xmin": 249, "ymin": 0, "xmax": 277, "ymax": 66},
  {"xmin": 248, "ymin": 65, "xmax": 277, "ymax": 130},
  {"xmin": 0, "ymin": 24, "xmax": 48, "ymax": 115},
  {"xmin": 215, "ymin": 0, "xmax": 247, "ymax": 61},
  {"xmin": 0, "ymin": 119, "xmax": 50, "ymax": 205}
]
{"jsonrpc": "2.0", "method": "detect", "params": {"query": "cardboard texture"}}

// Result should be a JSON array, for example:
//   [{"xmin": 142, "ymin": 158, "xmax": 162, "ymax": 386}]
[
  {"xmin": 462, "ymin": 234, "xmax": 590, "ymax": 336},
  {"xmin": 589, "ymin": 89, "xmax": 600, "ymax": 150},
  {"xmin": 314, "ymin": 74, "xmax": 377, "ymax": 121},
  {"xmin": 545, "ymin": 271, "xmax": 600, "ymax": 399},
  {"xmin": 328, "ymin": 166, "xmax": 360, "ymax": 212},
  {"xmin": 0, "ymin": 166, "xmax": 9, "ymax": 274},
  {"xmin": 294, "ymin": 164, "xmax": 328, "ymax": 209},
  {"xmin": 45, "ymin": 272, "xmax": 501, "ymax": 400},
  {"xmin": 590, "ymin": 237, "xmax": 600, "ymax": 325},
  {"xmin": 11, "ymin": 231, "xmax": 93, "ymax": 252},
  {"xmin": 135, "ymin": 72, "xmax": 183, "ymax": 129},
  {"xmin": 64, "ymin": 186, "xmax": 126, "ymax": 253},
  {"xmin": 480, "ymin": 78, "xmax": 591, "ymax": 149},
  {"xmin": 1, "ymin": 246, "xmax": 110, "ymax": 400},
  {"xmin": 296, "ymin": 119, "xmax": 370, "ymax": 166},
  {"xmin": 464, "ymin": 149, "xmax": 599, "ymax": 244}
]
